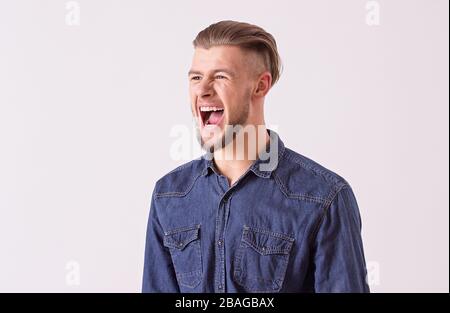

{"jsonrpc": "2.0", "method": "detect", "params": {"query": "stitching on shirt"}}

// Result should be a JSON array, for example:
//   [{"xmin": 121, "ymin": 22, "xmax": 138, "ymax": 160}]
[
  {"xmin": 163, "ymin": 224, "xmax": 201, "ymax": 236},
  {"xmin": 273, "ymin": 171, "xmax": 327, "ymax": 204},
  {"xmin": 243, "ymin": 225, "xmax": 296, "ymax": 242},
  {"xmin": 283, "ymin": 149, "xmax": 344, "ymax": 186},
  {"xmin": 309, "ymin": 182, "xmax": 349, "ymax": 245},
  {"xmin": 155, "ymin": 172, "xmax": 203, "ymax": 198}
]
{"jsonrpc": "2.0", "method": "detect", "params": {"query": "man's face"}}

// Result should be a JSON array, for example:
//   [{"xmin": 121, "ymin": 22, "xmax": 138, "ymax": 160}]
[{"xmin": 189, "ymin": 45, "xmax": 257, "ymax": 151}]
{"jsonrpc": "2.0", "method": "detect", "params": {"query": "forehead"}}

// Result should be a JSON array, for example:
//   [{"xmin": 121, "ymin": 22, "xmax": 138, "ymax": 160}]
[{"xmin": 190, "ymin": 45, "xmax": 246, "ymax": 72}]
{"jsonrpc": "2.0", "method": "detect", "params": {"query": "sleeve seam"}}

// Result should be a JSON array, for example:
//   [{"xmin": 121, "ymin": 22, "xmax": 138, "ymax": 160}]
[{"xmin": 310, "ymin": 182, "xmax": 350, "ymax": 247}]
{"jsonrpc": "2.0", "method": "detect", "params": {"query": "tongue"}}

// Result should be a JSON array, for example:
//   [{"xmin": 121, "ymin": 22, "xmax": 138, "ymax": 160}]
[{"xmin": 207, "ymin": 111, "xmax": 223, "ymax": 125}]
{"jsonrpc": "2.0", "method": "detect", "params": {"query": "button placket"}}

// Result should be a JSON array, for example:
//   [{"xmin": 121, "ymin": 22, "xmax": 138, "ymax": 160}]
[{"xmin": 215, "ymin": 194, "xmax": 228, "ymax": 293}]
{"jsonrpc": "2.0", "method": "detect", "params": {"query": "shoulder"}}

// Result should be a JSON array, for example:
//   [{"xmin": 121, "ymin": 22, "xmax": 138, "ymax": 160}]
[
  {"xmin": 154, "ymin": 157, "xmax": 206, "ymax": 197},
  {"xmin": 274, "ymin": 147, "xmax": 351, "ymax": 205}
]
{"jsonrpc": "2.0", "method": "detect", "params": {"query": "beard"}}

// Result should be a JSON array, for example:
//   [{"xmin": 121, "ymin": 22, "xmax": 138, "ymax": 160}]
[{"xmin": 195, "ymin": 95, "xmax": 250, "ymax": 155}]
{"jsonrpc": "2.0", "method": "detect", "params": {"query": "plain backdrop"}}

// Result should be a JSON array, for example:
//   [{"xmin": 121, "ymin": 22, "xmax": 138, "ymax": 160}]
[{"xmin": 0, "ymin": 0, "xmax": 448, "ymax": 292}]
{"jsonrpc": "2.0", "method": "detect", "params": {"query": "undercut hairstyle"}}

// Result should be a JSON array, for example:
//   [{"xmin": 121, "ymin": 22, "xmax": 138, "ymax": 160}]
[{"xmin": 193, "ymin": 20, "xmax": 283, "ymax": 87}]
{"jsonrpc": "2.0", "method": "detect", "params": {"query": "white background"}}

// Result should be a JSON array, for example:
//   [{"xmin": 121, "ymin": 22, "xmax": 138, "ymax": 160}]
[{"xmin": 0, "ymin": 0, "xmax": 448, "ymax": 292}]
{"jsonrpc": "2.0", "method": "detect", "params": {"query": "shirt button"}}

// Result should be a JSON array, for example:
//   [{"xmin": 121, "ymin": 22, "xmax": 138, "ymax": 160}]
[
  {"xmin": 217, "ymin": 240, "xmax": 223, "ymax": 246},
  {"xmin": 218, "ymin": 285, "xmax": 223, "ymax": 290}
]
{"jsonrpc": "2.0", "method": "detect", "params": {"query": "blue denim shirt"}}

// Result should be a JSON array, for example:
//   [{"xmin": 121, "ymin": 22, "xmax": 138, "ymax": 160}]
[{"xmin": 142, "ymin": 129, "xmax": 369, "ymax": 293}]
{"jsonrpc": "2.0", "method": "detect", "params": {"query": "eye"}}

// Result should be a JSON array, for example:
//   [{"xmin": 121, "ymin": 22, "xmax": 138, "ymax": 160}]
[
  {"xmin": 215, "ymin": 75, "xmax": 226, "ymax": 79},
  {"xmin": 190, "ymin": 76, "xmax": 201, "ymax": 81}
]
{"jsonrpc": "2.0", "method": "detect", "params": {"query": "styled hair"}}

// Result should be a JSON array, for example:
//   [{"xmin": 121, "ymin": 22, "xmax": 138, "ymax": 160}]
[{"xmin": 193, "ymin": 20, "xmax": 282, "ymax": 86}]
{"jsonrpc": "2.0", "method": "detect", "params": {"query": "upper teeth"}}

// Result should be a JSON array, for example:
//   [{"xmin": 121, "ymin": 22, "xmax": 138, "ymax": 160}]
[{"xmin": 200, "ymin": 106, "xmax": 224, "ymax": 112}]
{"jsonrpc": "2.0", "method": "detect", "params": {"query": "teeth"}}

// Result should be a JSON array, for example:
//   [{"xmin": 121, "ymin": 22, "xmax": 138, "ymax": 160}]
[{"xmin": 200, "ymin": 106, "xmax": 224, "ymax": 112}]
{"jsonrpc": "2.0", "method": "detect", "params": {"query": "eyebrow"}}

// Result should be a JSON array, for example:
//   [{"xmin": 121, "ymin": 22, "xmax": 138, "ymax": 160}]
[{"xmin": 188, "ymin": 68, "xmax": 236, "ymax": 77}]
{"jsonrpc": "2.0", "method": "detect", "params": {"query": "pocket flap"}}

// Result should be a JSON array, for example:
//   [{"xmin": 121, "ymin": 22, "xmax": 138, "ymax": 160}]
[
  {"xmin": 163, "ymin": 224, "xmax": 200, "ymax": 250},
  {"xmin": 242, "ymin": 225, "xmax": 294, "ymax": 255}
]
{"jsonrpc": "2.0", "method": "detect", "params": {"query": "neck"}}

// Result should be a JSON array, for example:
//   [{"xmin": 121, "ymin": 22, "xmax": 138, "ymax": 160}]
[{"xmin": 213, "ymin": 125, "xmax": 270, "ymax": 186}]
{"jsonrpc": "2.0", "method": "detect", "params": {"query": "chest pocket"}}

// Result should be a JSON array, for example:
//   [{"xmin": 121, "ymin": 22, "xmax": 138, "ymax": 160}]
[
  {"xmin": 163, "ymin": 224, "xmax": 202, "ymax": 289},
  {"xmin": 233, "ymin": 225, "xmax": 295, "ymax": 292}
]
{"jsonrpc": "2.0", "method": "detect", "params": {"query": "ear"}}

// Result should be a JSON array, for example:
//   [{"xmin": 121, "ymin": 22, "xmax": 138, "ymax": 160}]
[{"xmin": 254, "ymin": 71, "xmax": 272, "ymax": 97}]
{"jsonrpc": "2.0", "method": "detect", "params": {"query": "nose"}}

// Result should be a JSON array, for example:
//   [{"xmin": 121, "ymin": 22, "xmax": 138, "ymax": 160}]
[{"xmin": 196, "ymin": 79, "xmax": 214, "ymax": 99}]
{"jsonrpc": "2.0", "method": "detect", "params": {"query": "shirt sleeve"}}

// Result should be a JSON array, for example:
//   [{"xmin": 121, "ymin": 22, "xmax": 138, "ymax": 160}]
[
  {"xmin": 142, "ymin": 188, "xmax": 180, "ymax": 292},
  {"xmin": 313, "ymin": 184, "xmax": 370, "ymax": 293}
]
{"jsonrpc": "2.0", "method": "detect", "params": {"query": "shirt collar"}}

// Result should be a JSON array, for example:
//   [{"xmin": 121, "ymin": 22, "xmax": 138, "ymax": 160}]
[{"xmin": 201, "ymin": 128, "xmax": 285, "ymax": 179}]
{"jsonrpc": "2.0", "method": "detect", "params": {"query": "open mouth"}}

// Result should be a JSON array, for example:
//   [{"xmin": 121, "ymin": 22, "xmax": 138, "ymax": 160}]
[{"xmin": 199, "ymin": 105, "xmax": 225, "ymax": 127}]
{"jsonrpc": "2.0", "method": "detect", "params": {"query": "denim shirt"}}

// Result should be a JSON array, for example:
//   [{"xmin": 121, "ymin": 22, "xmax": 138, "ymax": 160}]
[{"xmin": 142, "ymin": 129, "xmax": 370, "ymax": 293}]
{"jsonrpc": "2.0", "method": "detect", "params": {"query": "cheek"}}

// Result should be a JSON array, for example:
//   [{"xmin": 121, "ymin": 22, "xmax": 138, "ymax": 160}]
[{"xmin": 216, "ymin": 83, "xmax": 237, "ymax": 103}]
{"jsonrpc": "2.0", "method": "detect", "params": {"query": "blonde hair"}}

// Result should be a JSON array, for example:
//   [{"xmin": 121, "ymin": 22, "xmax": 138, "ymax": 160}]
[{"xmin": 193, "ymin": 20, "xmax": 282, "ymax": 86}]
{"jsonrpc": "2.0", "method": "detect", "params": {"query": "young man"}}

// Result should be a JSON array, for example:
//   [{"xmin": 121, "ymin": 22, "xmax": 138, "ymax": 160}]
[{"xmin": 142, "ymin": 20, "xmax": 370, "ymax": 293}]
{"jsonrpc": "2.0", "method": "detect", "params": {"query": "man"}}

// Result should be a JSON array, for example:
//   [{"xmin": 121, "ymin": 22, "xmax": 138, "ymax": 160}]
[{"xmin": 142, "ymin": 20, "xmax": 370, "ymax": 293}]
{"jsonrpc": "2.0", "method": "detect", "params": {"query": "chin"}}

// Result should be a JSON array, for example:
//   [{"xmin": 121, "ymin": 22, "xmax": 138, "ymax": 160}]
[{"xmin": 200, "ymin": 127, "xmax": 224, "ymax": 151}]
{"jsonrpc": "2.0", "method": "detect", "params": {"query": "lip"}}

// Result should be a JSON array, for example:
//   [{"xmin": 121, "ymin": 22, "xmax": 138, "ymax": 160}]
[{"xmin": 197, "ymin": 103, "xmax": 225, "ymax": 128}]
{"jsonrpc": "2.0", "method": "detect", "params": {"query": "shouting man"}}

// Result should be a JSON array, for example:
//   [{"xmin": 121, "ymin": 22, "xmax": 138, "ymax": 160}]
[{"xmin": 142, "ymin": 20, "xmax": 370, "ymax": 293}]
